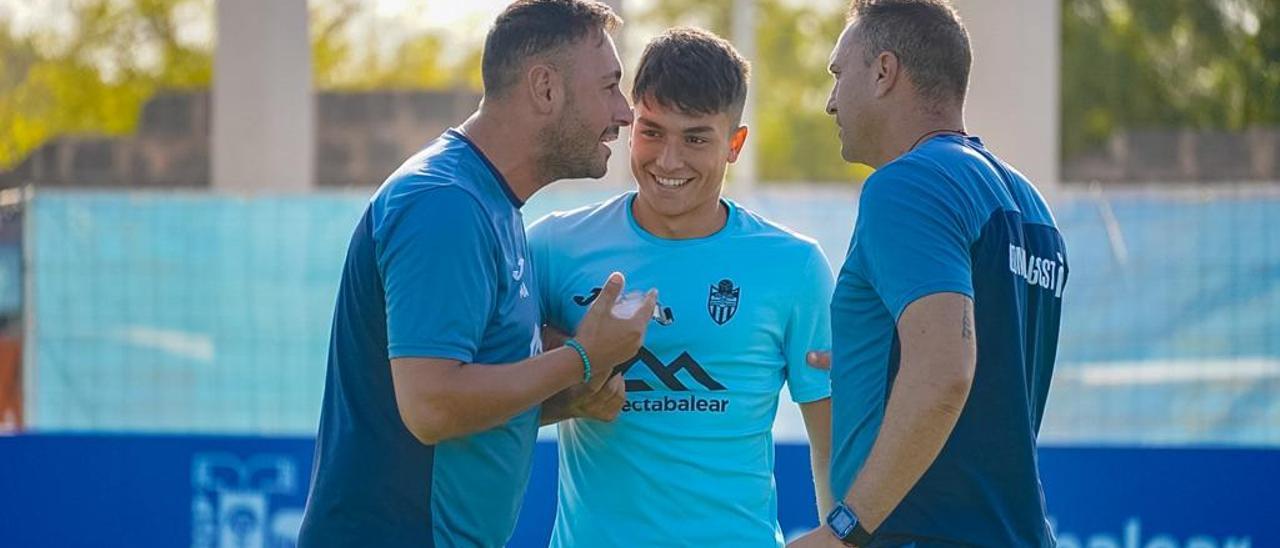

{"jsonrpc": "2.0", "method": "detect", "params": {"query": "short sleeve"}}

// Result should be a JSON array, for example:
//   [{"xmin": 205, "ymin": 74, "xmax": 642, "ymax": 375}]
[
  {"xmin": 526, "ymin": 213, "xmax": 563, "ymax": 332},
  {"xmin": 377, "ymin": 187, "xmax": 498, "ymax": 362},
  {"xmin": 784, "ymin": 244, "xmax": 835, "ymax": 404},
  {"xmin": 854, "ymin": 160, "xmax": 975, "ymax": 321}
]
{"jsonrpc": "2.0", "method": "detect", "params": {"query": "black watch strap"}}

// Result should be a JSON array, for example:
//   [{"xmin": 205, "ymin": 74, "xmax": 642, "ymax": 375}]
[{"xmin": 839, "ymin": 523, "xmax": 873, "ymax": 547}]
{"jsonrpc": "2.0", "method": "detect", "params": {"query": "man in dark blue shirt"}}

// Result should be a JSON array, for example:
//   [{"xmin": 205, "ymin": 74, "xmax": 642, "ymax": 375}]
[
  {"xmin": 792, "ymin": 1, "xmax": 1068, "ymax": 546},
  {"xmin": 298, "ymin": 2, "xmax": 654, "ymax": 546}
]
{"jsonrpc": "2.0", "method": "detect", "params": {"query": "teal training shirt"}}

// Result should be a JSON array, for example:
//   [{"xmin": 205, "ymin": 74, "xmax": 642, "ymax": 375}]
[
  {"xmin": 299, "ymin": 129, "xmax": 542, "ymax": 547},
  {"xmin": 529, "ymin": 192, "xmax": 833, "ymax": 547},
  {"xmin": 830, "ymin": 135, "xmax": 1065, "ymax": 546}
]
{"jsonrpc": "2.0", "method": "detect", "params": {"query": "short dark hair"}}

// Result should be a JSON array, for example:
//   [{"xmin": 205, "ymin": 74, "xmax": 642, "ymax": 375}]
[
  {"xmin": 632, "ymin": 27, "xmax": 750, "ymax": 127},
  {"xmin": 847, "ymin": 0, "xmax": 971, "ymax": 106},
  {"xmin": 482, "ymin": 0, "xmax": 622, "ymax": 96}
]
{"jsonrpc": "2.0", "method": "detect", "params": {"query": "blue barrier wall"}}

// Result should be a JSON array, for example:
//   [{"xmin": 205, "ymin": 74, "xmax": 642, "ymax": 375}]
[
  {"xmin": 1, "ymin": 435, "xmax": 1272, "ymax": 547},
  {"xmin": 24, "ymin": 187, "xmax": 1280, "ymax": 445}
]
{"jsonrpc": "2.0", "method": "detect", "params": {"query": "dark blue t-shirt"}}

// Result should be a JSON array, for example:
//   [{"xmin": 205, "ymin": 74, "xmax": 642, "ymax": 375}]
[
  {"xmin": 830, "ymin": 134, "xmax": 1067, "ymax": 546},
  {"xmin": 298, "ymin": 129, "xmax": 543, "ymax": 547}
]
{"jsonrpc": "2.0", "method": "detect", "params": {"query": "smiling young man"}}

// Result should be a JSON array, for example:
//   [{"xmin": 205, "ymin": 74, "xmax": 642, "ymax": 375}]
[{"xmin": 528, "ymin": 27, "xmax": 836, "ymax": 547}]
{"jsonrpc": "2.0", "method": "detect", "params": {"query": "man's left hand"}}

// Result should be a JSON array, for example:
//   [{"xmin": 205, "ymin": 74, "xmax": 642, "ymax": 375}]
[
  {"xmin": 542, "ymin": 370, "xmax": 626, "ymax": 425},
  {"xmin": 806, "ymin": 351, "xmax": 832, "ymax": 370},
  {"xmin": 566, "ymin": 372, "xmax": 626, "ymax": 422}
]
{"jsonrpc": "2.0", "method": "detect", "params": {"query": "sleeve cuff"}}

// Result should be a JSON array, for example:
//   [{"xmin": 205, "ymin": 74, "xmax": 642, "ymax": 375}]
[
  {"xmin": 790, "ymin": 385, "xmax": 833, "ymax": 404},
  {"xmin": 387, "ymin": 344, "xmax": 475, "ymax": 363},
  {"xmin": 889, "ymin": 281, "xmax": 974, "ymax": 323}
]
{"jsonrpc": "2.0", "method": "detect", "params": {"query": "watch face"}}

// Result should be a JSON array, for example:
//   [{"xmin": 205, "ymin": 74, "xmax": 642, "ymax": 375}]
[
  {"xmin": 828, "ymin": 505, "xmax": 857, "ymax": 536},
  {"xmin": 831, "ymin": 509, "xmax": 855, "ymax": 532}
]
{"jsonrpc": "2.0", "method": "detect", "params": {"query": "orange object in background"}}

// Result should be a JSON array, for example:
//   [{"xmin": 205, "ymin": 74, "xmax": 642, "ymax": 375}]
[{"xmin": 0, "ymin": 336, "xmax": 22, "ymax": 432}]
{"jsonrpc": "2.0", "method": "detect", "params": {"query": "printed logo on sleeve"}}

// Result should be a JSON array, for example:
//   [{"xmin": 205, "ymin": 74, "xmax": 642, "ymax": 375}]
[{"xmin": 1009, "ymin": 245, "xmax": 1066, "ymax": 298}]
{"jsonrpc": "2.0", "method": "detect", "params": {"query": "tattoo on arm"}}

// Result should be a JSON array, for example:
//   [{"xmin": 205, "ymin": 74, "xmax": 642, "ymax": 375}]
[{"xmin": 961, "ymin": 301, "xmax": 974, "ymax": 340}]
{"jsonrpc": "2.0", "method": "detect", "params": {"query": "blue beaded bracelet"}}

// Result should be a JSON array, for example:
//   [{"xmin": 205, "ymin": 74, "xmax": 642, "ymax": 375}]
[{"xmin": 564, "ymin": 339, "xmax": 591, "ymax": 383}]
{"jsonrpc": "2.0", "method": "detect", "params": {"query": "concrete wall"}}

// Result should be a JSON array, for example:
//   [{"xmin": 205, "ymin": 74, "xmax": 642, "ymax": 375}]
[
  {"xmin": 955, "ymin": 0, "xmax": 1060, "ymax": 191},
  {"xmin": 315, "ymin": 91, "xmax": 479, "ymax": 186},
  {"xmin": 2, "ymin": 88, "xmax": 1274, "ymax": 188},
  {"xmin": 211, "ymin": 0, "xmax": 314, "ymax": 192},
  {"xmin": 1066, "ymin": 129, "xmax": 1280, "ymax": 183},
  {"xmin": 0, "ymin": 94, "xmax": 212, "ymax": 188}
]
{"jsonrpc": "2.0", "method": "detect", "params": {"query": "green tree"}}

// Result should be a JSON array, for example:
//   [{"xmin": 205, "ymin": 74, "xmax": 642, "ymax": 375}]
[
  {"xmin": 753, "ymin": 0, "xmax": 863, "ymax": 182},
  {"xmin": 1061, "ymin": 0, "xmax": 1280, "ymax": 159},
  {"xmin": 0, "ymin": 0, "xmax": 209, "ymax": 168},
  {"xmin": 309, "ymin": 0, "xmax": 476, "ymax": 91},
  {"xmin": 644, "ymin": 0, "xmax": 1279, "ymax": 181},
  {"xmin": 0, "ymin": 0, "xmax": 482, "ymax": 170}
]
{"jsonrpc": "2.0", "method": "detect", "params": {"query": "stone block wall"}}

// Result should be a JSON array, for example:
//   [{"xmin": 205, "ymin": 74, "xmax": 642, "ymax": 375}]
[{"xmin": 1063, "ymin": 129, "xmax": 1280, "ymax": 183}]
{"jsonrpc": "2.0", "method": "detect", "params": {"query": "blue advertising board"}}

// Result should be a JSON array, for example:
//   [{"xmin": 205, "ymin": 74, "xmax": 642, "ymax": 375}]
[{"xmin": 0, "ymin": 436, "xmax": 1273, "ymax": 547}]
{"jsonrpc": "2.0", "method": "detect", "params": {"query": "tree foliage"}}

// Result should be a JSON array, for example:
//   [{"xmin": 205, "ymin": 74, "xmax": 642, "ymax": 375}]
[
  {"xmin": 2, "ymin": 0, "xmax": 1275, "ymax": 179},
  {"xmin": 644, "ymin": 0, "xmax": 1279, "ymax": 179},
  {"xmin": 0, "ymin": 0, "xmax": 478, "ymax": 170},
  {"xmin": 0, "ymin": 0, "xmax": 208, "ymax": 168},
  {"xmin": 309, "ymin": 0, "xmax": 475, "ymax": 91},
  {"xmin": 1061, "ymin": 0, "xmax": 1279, "ymax": 158}
]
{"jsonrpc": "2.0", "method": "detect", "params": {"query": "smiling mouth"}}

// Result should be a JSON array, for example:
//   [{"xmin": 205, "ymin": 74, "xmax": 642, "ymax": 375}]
[{"xmin": 654, "ymin": 175, "xmax": 692, "ymax": 188}]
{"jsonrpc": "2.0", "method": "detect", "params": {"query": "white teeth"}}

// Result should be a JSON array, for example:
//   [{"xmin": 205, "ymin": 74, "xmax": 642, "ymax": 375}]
[{"xmin": 655, "ymin": 176, "xmax": 690, "ymax": 188}]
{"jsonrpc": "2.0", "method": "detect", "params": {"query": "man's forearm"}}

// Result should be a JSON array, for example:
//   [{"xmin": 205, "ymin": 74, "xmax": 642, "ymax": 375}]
[
  {"xmin": 537, "ymin": 324, "xmax": 576, "ymax": 426},
  {"xmin": 842, "ymin": 359, "xmax": 971, "ymax": 531},
  {"xmin": 392, "ymin": 347, "xmax": 585, "ymax": 444},
  {"xmin": 539, "ymin": 386, "xmax": 577, "ymax": 425},
  {"xmin": 801, "ymin": 398, "xmax": 836, "ymax": 518},
  {"xmin": 812, "ymin": 449, "xmax": 834, "ymax": 518}
]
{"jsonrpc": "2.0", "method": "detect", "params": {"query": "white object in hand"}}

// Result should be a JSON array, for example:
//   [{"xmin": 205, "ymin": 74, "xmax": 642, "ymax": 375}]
[{"xmin": 611, "ymin": 291, "xmax": 646, "ymax": 319}]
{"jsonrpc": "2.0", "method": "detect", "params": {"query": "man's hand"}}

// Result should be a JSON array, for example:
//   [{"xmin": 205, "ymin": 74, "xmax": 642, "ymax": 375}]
[
  {"xmin": 573, "ymin": 272, "xmax": 657, "ymax": 391},
  {"xmin": 787, "ymin": 527, "xmax": 844, "ymax": 548},
  {"xmin": 542, "ymin": 373, "xmax": 626, "ymax": 425},
  {"xmin": 806, "ymin": 351, "xmax": 832, "ymax": 370},
  {"xmin": 571, "ymin": 373, "xmax": 626, "ymax": 420}
]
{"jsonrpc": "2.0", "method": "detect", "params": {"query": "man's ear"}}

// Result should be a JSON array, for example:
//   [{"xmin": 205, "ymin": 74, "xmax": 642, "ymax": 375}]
[
  {"xmin": 727, "ymin": 126, "xmax": 749, "ymax": 163},
  {"xmin": 874, "ymin": 51, "xmax": 901, "ymax": 99},
  {"xmin": 526, "ymin": 63, "xmax": 565, "ymax": 115}
]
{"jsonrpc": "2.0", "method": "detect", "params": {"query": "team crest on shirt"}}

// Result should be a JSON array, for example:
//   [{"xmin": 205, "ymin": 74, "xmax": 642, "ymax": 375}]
[{"xmin": 707, "ymin": 279, "xmax": 740, "ymax": 325}]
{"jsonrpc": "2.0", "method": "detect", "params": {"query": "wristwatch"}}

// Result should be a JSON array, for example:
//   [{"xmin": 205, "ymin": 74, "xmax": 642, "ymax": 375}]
[{"xmin": 826, "ymin": 501, "xmax": 873, "ymax": 547}]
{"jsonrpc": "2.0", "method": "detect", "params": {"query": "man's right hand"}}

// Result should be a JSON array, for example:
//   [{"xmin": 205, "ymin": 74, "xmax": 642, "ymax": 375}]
[{"xmin": 572, "ymin": 272, "xmax": 656, "ymax": 390}]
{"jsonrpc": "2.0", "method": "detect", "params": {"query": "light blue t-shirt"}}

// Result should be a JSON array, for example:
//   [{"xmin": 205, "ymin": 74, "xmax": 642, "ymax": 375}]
[
  {"xmin": 299, "ymin": 129, "xmax": 543, "ymax": 547},
  {"xmin": 830, "ymin": 134, "xmax": 1066, "ymax": 546},
  {"xmin": 529, "ymin": 192, "xmax": 833, "ymax": 547}
]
